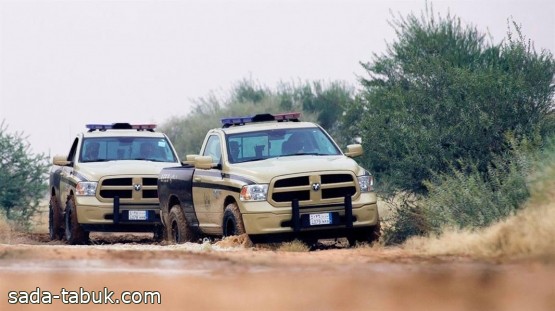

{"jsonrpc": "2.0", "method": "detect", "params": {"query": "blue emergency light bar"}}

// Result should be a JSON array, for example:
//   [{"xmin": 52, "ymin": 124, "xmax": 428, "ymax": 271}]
[
  {"xmin": 86, "ymin": 123, "xmax": 157, "ymax": 132},
  {"xmin": 220, "ymin": 112, "xmax": 301, "ymax": 128}
]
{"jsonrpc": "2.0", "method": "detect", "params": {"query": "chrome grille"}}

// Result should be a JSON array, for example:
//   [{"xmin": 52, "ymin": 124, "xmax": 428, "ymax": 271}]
[
  {"xmin": 271, "ymin": 173, "xmax": 357, "ymax": 205},
  {"xmin": 98, "ymin": 177, "xmax": 158, "ymax": 200}
]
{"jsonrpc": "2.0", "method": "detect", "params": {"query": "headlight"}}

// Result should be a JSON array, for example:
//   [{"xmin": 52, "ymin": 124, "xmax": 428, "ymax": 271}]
[
  {"xmin": 357, "ymin": 175, "xmax": 374, "ymax": 192},
  {"xmin": 240, "ymin": 184, "xmax": 268, "ymax": 201},
  {"xmin": 76, "ymin": 181, "xmax": 98, "ymax": 196}
]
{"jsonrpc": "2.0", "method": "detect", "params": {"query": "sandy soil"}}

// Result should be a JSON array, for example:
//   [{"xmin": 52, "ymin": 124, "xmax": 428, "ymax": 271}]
[{"xmin": 1, "ymin": 232, "xmax": 554, "ymax": 311}]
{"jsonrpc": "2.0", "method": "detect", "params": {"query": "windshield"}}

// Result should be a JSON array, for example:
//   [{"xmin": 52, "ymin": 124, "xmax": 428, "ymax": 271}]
[
  {"xmin": 226, "ymin": 127, "xmax": 341, "ymax": 164},
  {"xmin": 79, "ymin": 137, "xmax": 177, "ymax": 163}
]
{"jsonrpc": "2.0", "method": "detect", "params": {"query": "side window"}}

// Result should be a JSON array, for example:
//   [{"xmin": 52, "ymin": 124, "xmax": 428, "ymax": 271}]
[
  {"xmin": 67, "ymin": 138, "xmax": 79, "ymax": 163},
  {"xmin": 203, "ymin": 135, "xmax": 222, "ymax": 165}
]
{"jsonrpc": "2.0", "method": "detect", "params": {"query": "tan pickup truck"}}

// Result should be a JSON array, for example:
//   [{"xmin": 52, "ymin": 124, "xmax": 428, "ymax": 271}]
[
  {"xmin": 158, "ymin": 113, "xmax": 380, "ymax": 245},
  {"xmin": 49, "ymin": 123, "xmax": 180, "ymax": 244}
]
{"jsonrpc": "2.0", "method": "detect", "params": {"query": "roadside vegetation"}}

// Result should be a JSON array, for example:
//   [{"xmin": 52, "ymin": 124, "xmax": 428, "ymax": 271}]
[
  {"xmin": 404, "ymin": 138, "xmax": 555, "ymax": 258},
  {"xmin": 0, "ymin": 121, "xmax": 50, "ymax": 232},
  {"xmin": 0, "ymin": 213, "xmax": 12, "ymax": 243}
]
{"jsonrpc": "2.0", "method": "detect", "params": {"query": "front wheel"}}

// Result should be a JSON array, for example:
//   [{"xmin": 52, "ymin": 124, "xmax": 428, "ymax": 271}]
[
  {"xmin": 222, "ymin": 203, "xmax": 245, "ymax": 237},
  {"xmin": 64, "ymin": 197, "xmax": 89, "ymax": 245},
  {"xmin": 48, "ymin": 196, "xmax": 64, "ymax": 240},
  {"xmin": 168, "ymin": 205, "xmax": 196, "ymax": 243}
]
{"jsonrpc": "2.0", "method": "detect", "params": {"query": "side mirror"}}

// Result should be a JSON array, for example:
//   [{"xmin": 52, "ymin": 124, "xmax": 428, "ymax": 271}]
[
  {"xmin": 194, "ymin": 156, "xmax": 214, "ymax": 170},
  {"xmin": 345, "ymin": 144, "xmax": 363, "ymax": 158},
  {"xmin": 53, "ymin": 155, "xmax": 71, "ymax": 166},
  {"xmin": 182, "ymin": 154, "xmax": 198, "ymax": 165}
]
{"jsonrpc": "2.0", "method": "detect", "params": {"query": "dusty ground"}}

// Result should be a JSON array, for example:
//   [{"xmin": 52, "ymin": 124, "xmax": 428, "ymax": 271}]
[{"xmin": 1, "ymin": 231, "xmax": 554, "ymax": 311}]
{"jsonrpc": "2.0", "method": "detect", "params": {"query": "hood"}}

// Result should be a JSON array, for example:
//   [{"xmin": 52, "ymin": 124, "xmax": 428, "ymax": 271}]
[
  {"xmin": 73, "ymin": 160, "xmax": 180, "ymax": 181},
  {"xmin": 229, "ymin": 155, "xmax": 365, "ymax": 183}
]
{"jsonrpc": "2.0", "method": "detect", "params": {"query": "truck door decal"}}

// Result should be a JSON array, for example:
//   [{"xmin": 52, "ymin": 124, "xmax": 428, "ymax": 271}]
[
  {"xmin": 192, "ymin": 181, "xmax": 241, "ymax": 193},
  {"xmin": 195, "ymin": 171, "xmax": 255, "ymax": 185}
]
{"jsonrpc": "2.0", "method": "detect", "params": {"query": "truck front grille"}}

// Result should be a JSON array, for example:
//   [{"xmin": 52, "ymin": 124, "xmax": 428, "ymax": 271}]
[
  {"xmin": 98, "ymin": 177, "xmax": 159, "ymax": 201},
  {"xmin": 271, "ymin": 173, "xmax": 357, "ymax": 205}
]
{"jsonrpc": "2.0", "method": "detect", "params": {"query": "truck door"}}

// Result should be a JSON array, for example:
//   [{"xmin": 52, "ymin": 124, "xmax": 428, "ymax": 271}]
[
  {"xmin": 59, "ymin": 138, "xmax": 79, "ymax": 204},
  {"xmin": 193, "ymin": 134, "xmax": 225, "ymax": 234}
]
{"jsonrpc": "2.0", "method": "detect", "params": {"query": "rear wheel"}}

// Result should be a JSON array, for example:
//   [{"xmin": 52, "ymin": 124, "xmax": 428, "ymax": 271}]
[
  {"xmin": 169, "ymin": 205, "xmax": 196, "ymax": 243},
  {"xmin": 222, "ymin": 203, "xmax": 245, "ymax": 237},
  {"xmin": 64, "ymin": 197, "xmax": 89, "ymax": 245},
  {"xmin": 48, "ymin": 196, "xmax": 64, "ymax": 240}
]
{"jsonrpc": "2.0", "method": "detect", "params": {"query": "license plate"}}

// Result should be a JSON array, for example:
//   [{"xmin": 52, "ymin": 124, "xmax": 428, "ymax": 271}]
[
  {"xmin": 309, "ymin": 213, "xmax": 332, "ymax": 226},
  {"xmin": 128, "ymin": 210, "xmax": 148, "ymax": 221}
]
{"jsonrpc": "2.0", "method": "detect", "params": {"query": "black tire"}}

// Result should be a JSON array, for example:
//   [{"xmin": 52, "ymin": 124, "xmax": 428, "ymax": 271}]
[
  {"xmin": 48, "ymin": 196, "xmax": 64, "ymax": 240},
  {"xmin": 64, "ymin": 197, "xmax": 89, "ymax": 245},
  {"xmin": 153, "ymin": 225, "xmax": 165, "ymax": 242},
  {"xmin": 222, "ymin": 203, "xmax": 245, "ymax": 237},
  {"xmin": 348, "ymin": 222, "xmax": 381, "ymax": 247},
  {"xmin": 168, "ymin": 205, "xmax": 196, "ymax": 243}
]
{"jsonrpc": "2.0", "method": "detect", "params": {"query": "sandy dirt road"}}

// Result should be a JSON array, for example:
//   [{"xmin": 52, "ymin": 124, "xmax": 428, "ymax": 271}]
[{"xmin": 1, "ymin": 233, "xmax": 554, "ymax": 311}]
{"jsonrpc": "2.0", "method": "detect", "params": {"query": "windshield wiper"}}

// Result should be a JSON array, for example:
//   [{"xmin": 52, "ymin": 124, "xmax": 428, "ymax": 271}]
[
  {"xmin": 237, "ymin": 157, "xmax": 267, "ymax": 163},
  {"xmin": 280, "ymin": 152, "xmax": 323, "ymax": 157},
  {"xmin": 83, "ymin": 158, "xmax": 112, "ymax": 163},
  {"xmin": 133, "ymin": 158, "xmax": 167, "ymax": 162}
]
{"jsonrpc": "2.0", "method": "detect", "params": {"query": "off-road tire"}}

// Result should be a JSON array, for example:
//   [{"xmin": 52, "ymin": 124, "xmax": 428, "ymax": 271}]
[
  {"xmin": 348, "ymin": 221, "xmax": 381, "ymax": 247},
  {"xmin": 153, "ymin": 225, "xmax": 166, "ymax": 242},
  {"xmin": 48, "ymin": 196, "xmax": 64, "ymax": 240},
  {"xmin": 64, "ymin": 197, "xmax": 89, "ymax": 245},
  {"xmin": 222, "ymin": 203, "xmax": 246, "ymax": 237},
  {"xmin": 169, "ymin": 205, "xmax": 196, "ymax": 243}
]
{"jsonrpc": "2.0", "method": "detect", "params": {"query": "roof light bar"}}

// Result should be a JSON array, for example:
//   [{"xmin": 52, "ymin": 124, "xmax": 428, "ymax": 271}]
[
  {"xmin": 220, "ymin": 112, "xmax": 301, "ymax": 127},
  {"xmin": 86, "ymin": 124, "xmax": 113, "ymax": 131},
  {"xmin": 86, "ymin": 123, "xmax": 157, "ymax": 132},
  {"xmin": 131, "ymin": 124, "xmax": 157, "ymax": 130},
  {"xmin": 273, "ymin": 112, "xmax": 301, "ymax": 121},
  {"xmin": 220, "ymin": 116, "xmax": 255, "ymax": 127}
]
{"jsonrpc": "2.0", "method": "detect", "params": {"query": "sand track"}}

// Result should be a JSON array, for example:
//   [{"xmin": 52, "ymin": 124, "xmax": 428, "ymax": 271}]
[{"xmin": 1, "ymin": 232, "xmax": 554, "ymax": 311}]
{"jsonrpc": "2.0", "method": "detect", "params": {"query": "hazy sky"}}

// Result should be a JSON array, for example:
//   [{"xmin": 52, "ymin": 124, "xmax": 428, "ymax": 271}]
[{"xmin": 1, "ymin": 0, "xmax": 553, "ymax": 156}]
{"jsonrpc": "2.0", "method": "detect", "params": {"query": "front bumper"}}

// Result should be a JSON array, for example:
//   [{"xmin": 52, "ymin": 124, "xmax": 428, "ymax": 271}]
[
  {"xmin": 75, "ymin": 195, "xmax": 161, "ymax": 232},
  {"xmin": 241, "ymin": 195, "xmax": 379, "ymax": 236}
]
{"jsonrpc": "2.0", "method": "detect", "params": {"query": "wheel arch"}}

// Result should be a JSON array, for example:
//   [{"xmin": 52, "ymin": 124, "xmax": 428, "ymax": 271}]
[
  {"xmin": 167, "ymin": 195, "xmax": 181, "ymax": 212},
  {"xmin": 223, "ymin": 195, "xmax": 237, "ymax": 211}
]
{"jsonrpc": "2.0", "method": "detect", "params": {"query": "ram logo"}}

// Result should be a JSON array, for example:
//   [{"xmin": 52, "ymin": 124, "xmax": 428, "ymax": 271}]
[
  {"xmin": 133, "ymin": 184, "xmax": 142, "ymax": 191},
  {"xmin": 311, "ymin": 183, "xmax": 321, "ymax": 191}
]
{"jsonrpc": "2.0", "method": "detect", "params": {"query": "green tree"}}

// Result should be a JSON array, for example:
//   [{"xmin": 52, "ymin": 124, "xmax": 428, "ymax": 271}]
[
  {"xmin": 0, "ymin": 122, "xmax": 50, "ymax": 228},
  {"xmin": 161, "ymin": 79, "xmax": 353, "ymax": 156},
  {"xmin": 348, "ymin": 8, "xmax": 555, "ymax": 194}
]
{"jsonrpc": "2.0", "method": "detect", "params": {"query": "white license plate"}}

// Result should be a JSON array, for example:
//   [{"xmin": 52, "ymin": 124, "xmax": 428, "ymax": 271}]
[
  {"xmin": 309, "ymin": 213, "xmax": 332, "ymax": 226},
  {"xmin": 128, "ymin": 210, "xmax": 148, "ymax": 221}
]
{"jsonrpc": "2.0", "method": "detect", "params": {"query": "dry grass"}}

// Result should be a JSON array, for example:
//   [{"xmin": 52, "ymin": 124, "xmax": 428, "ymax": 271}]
[
  {"xmin": 0, "ymin": 213, "xmax": 13, "ymax": 243},
  {"xmin": 404, "ymin": 202, "xmax": 555, "ymax": 259},
  {"xmin": 276, "ymin": 240, "xmax": 310, "ymax": 252},
  {"xmin": 404, "ymin": 158, "xmax": 555, "ymax": 260},
  {"xmin": 214, "ymin": 234, "xmax": 253, "ymax": 249}
]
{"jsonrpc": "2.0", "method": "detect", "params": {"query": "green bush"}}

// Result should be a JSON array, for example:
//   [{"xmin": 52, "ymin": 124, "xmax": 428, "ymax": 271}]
[
  {"xmin": 382, "ymin": 137, "xmax": 538, "ymax": 244},
  {"xmin": 0, "ymin": 122, "xmax": 49, "ymax": 229},
  {"xmin": 346, "ymin": 7, "xmax": 555, "ymax": 194}
]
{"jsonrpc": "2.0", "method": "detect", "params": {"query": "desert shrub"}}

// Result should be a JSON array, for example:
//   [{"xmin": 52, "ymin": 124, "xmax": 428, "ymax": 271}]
[
  {"xmin": 423, "ymin": 139, "xmax": 534, "ymax": 231},
  {"xmin": 0, "ymin": 122, "xmax": 49, "ymax": 229},
  {"xmin": 0, "ymin": 212, "xmax": 13, "ymax": 243},
  {"xmin": 381, "ymin": 194, "xmax": 432, "ymax": 245},
  {"xmin": 404, "ymin": 137, "xmax": 555, "ymax": 258}
]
